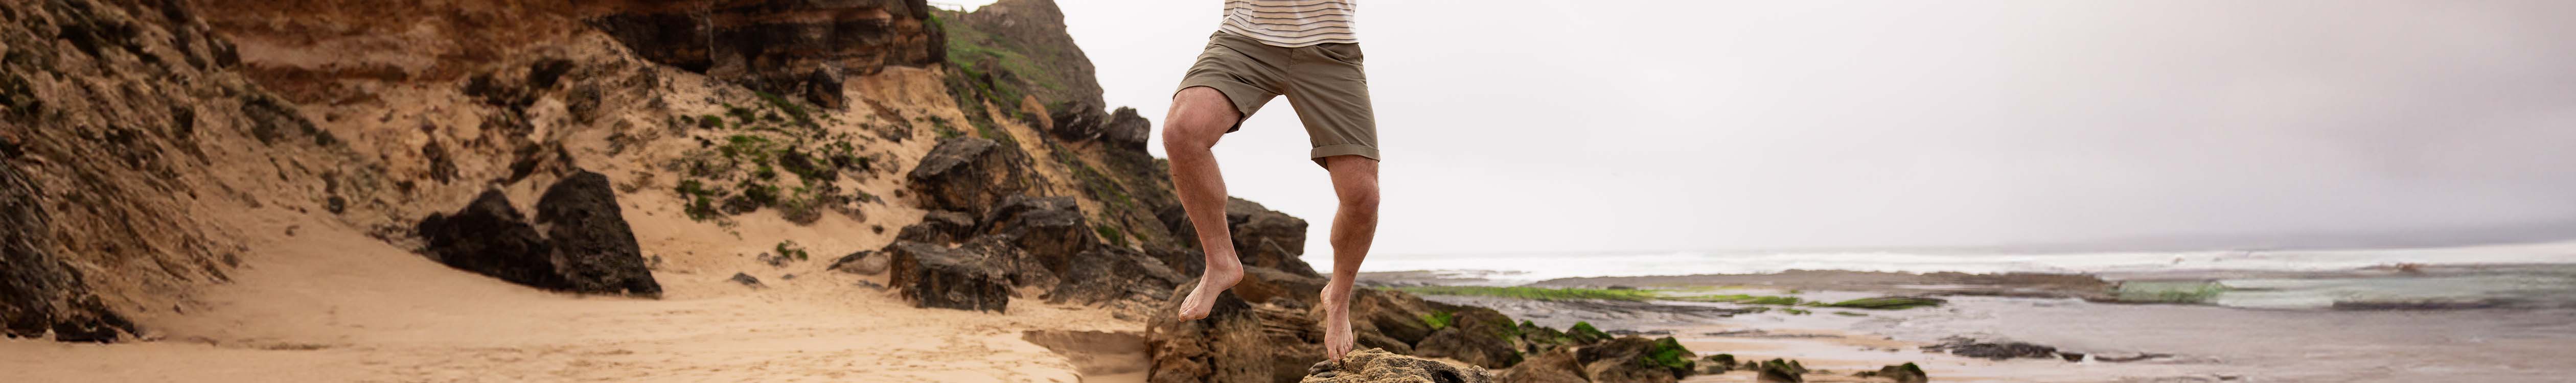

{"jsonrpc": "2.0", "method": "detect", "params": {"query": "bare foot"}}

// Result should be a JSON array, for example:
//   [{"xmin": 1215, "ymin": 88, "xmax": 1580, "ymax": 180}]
[
  {"xmin": 1176, "ymin": 256, "xmax": 1243, "ymax": 320},
  {"xmin": 1321, "ymin": 288, "xmax": 1354, "ymax": 361}
]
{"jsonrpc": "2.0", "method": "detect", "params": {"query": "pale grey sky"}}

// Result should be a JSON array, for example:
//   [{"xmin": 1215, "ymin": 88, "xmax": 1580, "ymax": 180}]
[{"xmin": 1019, "ymin": 1, "xmax": 2576, "ymax": 256}]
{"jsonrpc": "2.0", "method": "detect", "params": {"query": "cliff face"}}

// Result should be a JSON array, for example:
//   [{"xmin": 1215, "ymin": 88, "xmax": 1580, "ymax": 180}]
[
  {"xmin": 589, "ymin": 0, "xmax": 947, "ymax": 109},
  {"xmin": 2, "ymin": 0, "xmax": 361, "ymax": 341}
]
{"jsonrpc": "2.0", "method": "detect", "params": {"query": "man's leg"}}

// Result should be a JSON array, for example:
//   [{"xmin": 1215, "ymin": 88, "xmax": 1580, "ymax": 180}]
[
  {"xmin": 1317, "ymin": 155, "xmax": 1379, "ymax": 361},
  {"xmin": 1169, "ymin": 86, "xmax": 1247, "ymax": 320}
]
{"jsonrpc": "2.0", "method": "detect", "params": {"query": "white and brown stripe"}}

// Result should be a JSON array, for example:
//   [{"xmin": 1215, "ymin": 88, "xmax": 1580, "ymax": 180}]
[{"xmin": 1218, "ymin": 0, "xmax": 1358, "ymax": 47}]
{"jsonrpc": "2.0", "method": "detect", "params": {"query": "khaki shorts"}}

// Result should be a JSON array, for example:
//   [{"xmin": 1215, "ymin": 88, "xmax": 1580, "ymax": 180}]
[{"xmin": 1176, "ymin": 31, "xmax": 1379, "ymax": 161}]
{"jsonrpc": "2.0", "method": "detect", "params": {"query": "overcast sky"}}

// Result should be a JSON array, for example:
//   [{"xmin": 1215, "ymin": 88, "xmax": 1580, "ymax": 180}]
[{"xmin": 993, "ymin": 1, "xmax": 2576, "ymax": 256}]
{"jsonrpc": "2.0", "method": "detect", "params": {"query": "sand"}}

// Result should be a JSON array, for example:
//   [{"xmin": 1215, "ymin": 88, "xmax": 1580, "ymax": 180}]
[{"xmin": 0, "ymin": 181, "xmax": 1150, "ymax": 382}]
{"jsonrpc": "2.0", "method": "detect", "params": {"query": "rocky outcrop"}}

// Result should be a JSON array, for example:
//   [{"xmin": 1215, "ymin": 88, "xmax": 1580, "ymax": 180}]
[
  {"xmin": 1301, "ymin": 348, "xmax": 1492, "ymax": 383},
  {"xmin": 417, "ymin": 172, "xmax": 661, "ymax": 297},
  {"xmin": 1925, "ymin": 337, "xmax": 2066, "ymax": 361},
  {"xmin": 909, "ymin": 137, "xmax": 1041, "ymax": 216},
  {"xmin": 937, "ymin": 0, "xmax": 1104, "ymax": 108},
  {"xmin": 1, "ymin": 162, "xmax": 135, "ymax": 342},
  {"xmin": 829, "ymin": 250, "xmax": 889, "ymax": 275},
  {"xmin": 1853, "ymin": 363, "xmax": 1927, "ymax": 383},
  {"xmin": 1160, "ymin": 198, "xmax": 1322, "ymax": 277},
  {"xmin": 1755, "ymin": 359, "xmax": 1806, "ymax": 383},
  {"xmin": 1146, "ymin": 285, "xmax": 1324, "ymax": 383},
  {"xmin": 1575, "ymin": 337, "xmax": 1695, "ymax": 383},
  {"xmin": 1414, "ymin": 305, "xmax": 1524, "ymax": 368},
  {"xmin": 885, "ymin": 241, "xmax": 1012, "ymax": 312},
  {"xmin": 588, "ymin": 0, "xmax": 945, "ymax": 108}
]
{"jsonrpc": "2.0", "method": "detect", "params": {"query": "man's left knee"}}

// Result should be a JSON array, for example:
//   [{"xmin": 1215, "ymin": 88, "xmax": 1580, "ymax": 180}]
[{"xmin": 1323, "ymin": 156, "xmax": 1380, "ymax": 209}]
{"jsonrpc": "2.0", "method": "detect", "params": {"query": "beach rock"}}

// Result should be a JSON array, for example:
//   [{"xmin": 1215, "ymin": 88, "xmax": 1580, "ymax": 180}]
[
  {"xmin": 1300, "ymin": 348, "xmax": 1492, "ymax": 383},
  {"xmin": 1577, "ymin": 336, "xmax": 1696, "ymax": 383},
  {"xmin": 1854, "ymin": 363, "xmax": 1927, "ymax": 383},
  {"xmin": 1698, "ymin": 354, "xmax": 1738, "ymax": 374},
  {"xmin": 1, "ymin": 163, "xmax": 135, "ymax": 342},
  {"xmin": 886, "ymin": 241, "xmax": 1011, "ymax": 313},
  {"xmin": 908, "ymin": 137, "xmax": 1040, "ymax": 216},
  {"xmin": 1104, "ymin": 106, "xmax": 1152, "ymax": 151},
  {"xmin": 1047, "ymin": 101, "xmax": 1111, "ymax": 141},
  {"xmin": 1493, "ymin": 348, "xmax": 1586, "ymax": 383},
  {"xmin": 1146, "ymin": 283, "xmax": 1322, "ymax": 383},
  {"xmin": 896, "ymin": 210, "xmax": 978, "ymax": 245},
  {"xmin": 983, "ymin": 195, "xmax": 1095, "ymax": 276},
  {"xmin": 532, "ymin": 171, "xmax": 663, "ymax": 297},
  {"xmin": 1927, "ymin": 338, "xmax": 2060, "ymax": 360},
  {"xmin": 1159, "ymin": 198, "xmax": 1319, "ymax": 277},
  {"xmin": 1415, "ymin": 306, "xmax": 1525, "ymax": 368},
  {"xmin": 587, "ymin": 0, "xmax": 943, "ymax": 108},
  {"xmin": 1755, "ymin": 359, "xmax": 1804, "ymax": 383},
  {"xmin": 729, "ymin": 273, "xmax": 764, "ymax": 288},
  {"xmin": 829, "ymin": 250, "xmax": 889, "ymax": 275},
  {"xmin": 1049, "ymin": 247, "xmax": 1186, "ymax": 304},
  {"xmin": 1817, "ymin": 296, "xmax": 1946, "ymax": 310},
  {"xmin": 419, "ymin": 190, "xmax": 565, "ymax": 290}
]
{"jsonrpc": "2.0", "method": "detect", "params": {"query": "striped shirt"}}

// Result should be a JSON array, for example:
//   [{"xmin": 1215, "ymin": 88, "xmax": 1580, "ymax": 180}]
[{"xmin": 1218, "ymin": 0, "xmax": 1358, "ymax": 47}]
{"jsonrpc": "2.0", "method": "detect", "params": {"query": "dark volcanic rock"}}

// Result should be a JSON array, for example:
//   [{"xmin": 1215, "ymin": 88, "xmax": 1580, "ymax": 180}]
[
  {"xmin": 908, "ymin": 137, "xmax": 1040, "ymax": 216},
  {"xmin": 1160, "ymin": 198, "xmax": 1320, "ymax": 277},
  {"xmin": 1047, "ymin": 101, "xmax": 1110, "ymax": 141},
  {"xmin": 589, "ymin": 0, "xmax": 944, "ymax": 108},
  {"xmin": 533, "ymin": 171, "xmax": 663, "ymax": 297},
  {"xmin": 1, "ymin": 163, "xmax": 135, "ymax": 342},
  {"xmin": 983, "ymin": 195, "xmax": 1094, "ymax": 276},
  {"xmin": 885, "ymin": 241, "xmax": 1011, "ymax": 312},
  {"xmin": 1103, "ymin": 106, "xmax": 1152, "ymax": 151},
  {"xmin": 419, "ymin": 190, "xmax": 564, "ymax": 290},
  {"xmin": 1414, "ymin": 305, "xmax": 1524, "ymax": 369},
  {"xmin": 1301, "ymin": 348, "xmax": 1491, "ymax": 383},
  {"xmin": 729, "ymin": 272, "xmax": 764, "ymax": 288},
  {"xmin": 895, "ymin": 210, "xmax": 978, "ymax": 245},
  {"xmin": 417, "ymin": 172, "xmax": 660, "ymax": 297},
  {"xmin": 1049, "ymin": 247, "xmax": 1185, "ymax": 305}
]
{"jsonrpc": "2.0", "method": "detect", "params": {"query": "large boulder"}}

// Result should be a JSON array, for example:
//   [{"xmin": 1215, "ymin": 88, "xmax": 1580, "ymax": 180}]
[
  {"xmin": 1, "ymin": 163, "xmax": 135, "ymax": 342},
  {"xmin": 1576, "ymin": 337, "xmax": 1695, "ymax": 383},
  {"xmin": 885, "ymin": 241, "xmax": 1011, "ymax": 312},
  {"xmin": 1159, "ymin": 198, "xmax": 1320, "ymax": 277},
  {"xmin": 1414, "ymin": 305, "xmax": 1524, "ymax": 368},
  {"xmin": 587, "ymin": 0, "xmax": 945, "ymax": 108},
  {"xmin": 1301, "ymin": 348, "xmax": 1492, "ymax": 383},
  {"xmin": 908, "ymin": 137, "xmax": 1040, "ymax": 216},
  {"xmin": 532, "ymin": 171, "xmax": 662, "ymax": 297},
  {"xmin": 417, "ymin": 172, "xmax": 661, "ymax": 297},
  {"xmin": 419, "ymin": 190, "xmax": 566, "ymax": 290}
]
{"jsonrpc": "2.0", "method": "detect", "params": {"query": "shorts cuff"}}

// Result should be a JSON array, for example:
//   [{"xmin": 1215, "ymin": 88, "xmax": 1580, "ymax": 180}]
[{"xmin": 1309, "ymin": 145, "xmax": 1381, "ymax": 161}]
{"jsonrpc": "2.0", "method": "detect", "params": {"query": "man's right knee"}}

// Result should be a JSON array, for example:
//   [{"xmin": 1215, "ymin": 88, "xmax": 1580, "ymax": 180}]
[{"xmin": 1164, "ymin": 87, "xmax": 1238, "ymax": 150}]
